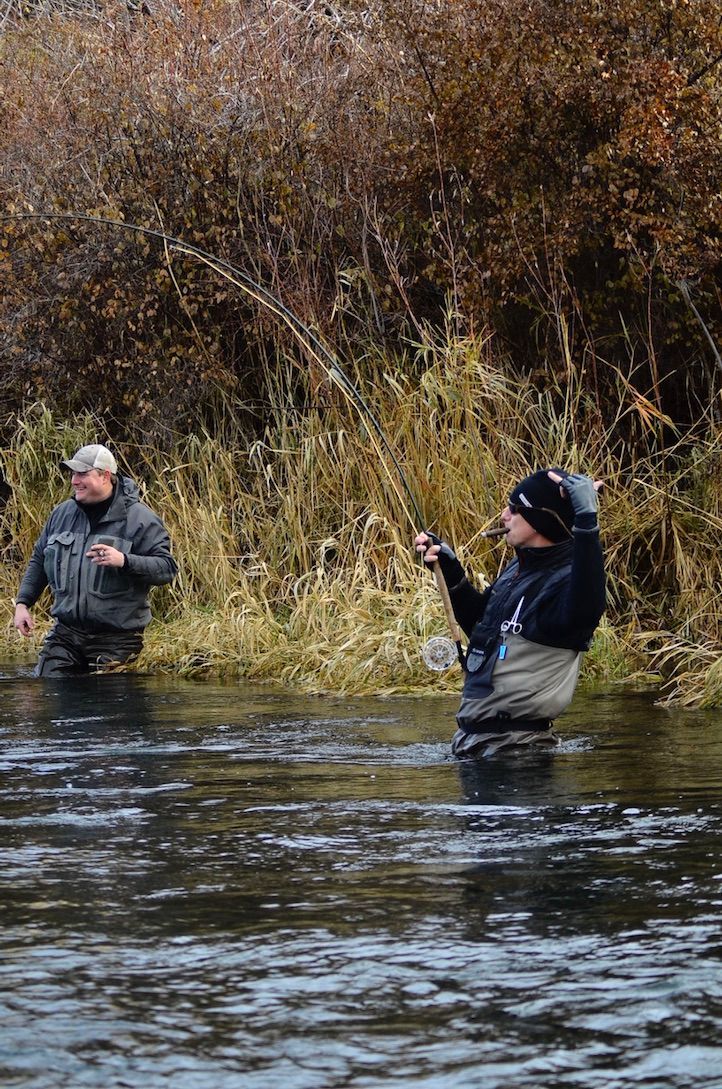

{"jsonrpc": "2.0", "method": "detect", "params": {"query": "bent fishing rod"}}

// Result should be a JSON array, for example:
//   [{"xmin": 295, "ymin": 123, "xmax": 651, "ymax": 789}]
[{"xmin": 3, "ymin": 211, "xmax": 468, "ymax": 667}]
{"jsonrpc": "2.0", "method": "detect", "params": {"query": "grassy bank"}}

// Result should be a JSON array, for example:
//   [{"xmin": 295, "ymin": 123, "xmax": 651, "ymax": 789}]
[
  {"xmin": 2, "ymin": 330, "xmax": 721, "ymax": 705},
  {"xmin": 2, "ymin": 2, "xmax": 721, "ymax": 710}
]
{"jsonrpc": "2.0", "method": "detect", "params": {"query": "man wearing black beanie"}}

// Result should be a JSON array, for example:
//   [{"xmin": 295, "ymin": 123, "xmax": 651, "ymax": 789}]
[{"xmin": 415, "ymin": 469, "xmax": 605, "ymax": 757}]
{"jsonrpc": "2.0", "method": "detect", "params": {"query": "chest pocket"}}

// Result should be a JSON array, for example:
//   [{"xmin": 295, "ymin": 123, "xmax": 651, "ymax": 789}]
[{"xmin": 43, "ymin": 531, "xmax": 77, "ymax": 593}]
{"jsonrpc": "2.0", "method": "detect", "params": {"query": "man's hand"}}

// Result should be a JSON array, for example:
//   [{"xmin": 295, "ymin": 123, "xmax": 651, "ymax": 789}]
[
  {"xmin": 415, "ymin": 531, "xmax": 440, "ymax": 565},
  {"xmin": 86, "ymin": 543, "xmax": 125, "ymax": 568},
  {"xmin": 547, "ymin": 471, "xmax": 602, "ymax": 518},
  {"xmin": 14, "ymin": 603, "xmax": 34, "ymax": 637},
  {"xmin": 415, "ymin": 531, "xmax": 458, "ymax": 567}
]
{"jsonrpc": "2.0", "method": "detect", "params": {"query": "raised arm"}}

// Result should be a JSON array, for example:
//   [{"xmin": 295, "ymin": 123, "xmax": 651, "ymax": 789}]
[{"xmin": 541, "ymin": 473, "xmax": 605, "ymax": 636}]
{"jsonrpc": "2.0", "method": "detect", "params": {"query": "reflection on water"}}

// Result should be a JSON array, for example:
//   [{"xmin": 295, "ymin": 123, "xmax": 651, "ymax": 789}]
[{"xmin": 2, "ymin": 670, "xmax": 722, "ymax": 1087}]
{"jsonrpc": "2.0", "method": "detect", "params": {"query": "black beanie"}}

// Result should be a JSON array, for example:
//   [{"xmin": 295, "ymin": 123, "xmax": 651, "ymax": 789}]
[{"xmin": 509, "ymin": 469, "xmax": 574, "ymax": 544}]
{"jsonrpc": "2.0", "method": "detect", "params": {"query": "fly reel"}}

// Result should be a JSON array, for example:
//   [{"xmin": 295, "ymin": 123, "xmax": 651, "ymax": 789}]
[{"xmin": 421, "ymin": 636, "xmax": 458, "ymax": 672}]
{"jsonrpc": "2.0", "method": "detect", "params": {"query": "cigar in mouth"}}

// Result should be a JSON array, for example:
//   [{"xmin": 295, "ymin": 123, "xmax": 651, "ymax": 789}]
[{"xmin": 480, "ymin": 527, "xmax": 510, "ymax": 538}]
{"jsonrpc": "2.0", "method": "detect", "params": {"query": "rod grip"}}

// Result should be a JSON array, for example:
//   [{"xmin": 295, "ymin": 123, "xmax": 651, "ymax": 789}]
[{"xmin": 432, "ymin": 562, "xmax": 462, "ymax": 644}]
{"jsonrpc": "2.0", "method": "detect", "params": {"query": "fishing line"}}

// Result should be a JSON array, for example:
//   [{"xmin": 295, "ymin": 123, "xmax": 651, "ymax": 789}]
[
  {"xmin": 4, "ymin": 212, "xmax": 424, "ymax": 526},
  {"xmin": 2, "ymin": 211, "xmax": 464, "ymax": 669}
]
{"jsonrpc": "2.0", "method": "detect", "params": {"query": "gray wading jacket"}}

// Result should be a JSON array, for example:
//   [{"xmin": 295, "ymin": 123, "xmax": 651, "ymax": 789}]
[
  {"xmin": 437, "ymin": 527, "xmax": 605, "ymax": 731},
  {"xmin": 16, "ymin": 476, "xmax": 177, "ymax": 633}
]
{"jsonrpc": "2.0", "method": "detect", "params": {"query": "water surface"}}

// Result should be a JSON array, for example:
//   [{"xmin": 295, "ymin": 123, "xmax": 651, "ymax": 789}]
[{"xmin": 2, "ymin": 669, "xmax": 722, "ymax": 1088}]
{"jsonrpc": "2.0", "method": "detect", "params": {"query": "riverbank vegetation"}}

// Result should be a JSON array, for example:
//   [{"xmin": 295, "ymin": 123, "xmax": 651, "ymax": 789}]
[{"xmin": 1, "ymin": 1, "xmax": 721, "ymax": 703}]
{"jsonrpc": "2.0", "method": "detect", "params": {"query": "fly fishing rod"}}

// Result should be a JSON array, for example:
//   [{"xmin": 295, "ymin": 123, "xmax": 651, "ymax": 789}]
[{"xmin": 3, "ymin": 211, "xmax": 466, "ymax": 669}]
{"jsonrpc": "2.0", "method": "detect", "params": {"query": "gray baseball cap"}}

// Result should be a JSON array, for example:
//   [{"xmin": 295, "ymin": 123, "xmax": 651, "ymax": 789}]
[{"xmin": 62, "ymin": 444, "xmax": 118, "ymax": 474}]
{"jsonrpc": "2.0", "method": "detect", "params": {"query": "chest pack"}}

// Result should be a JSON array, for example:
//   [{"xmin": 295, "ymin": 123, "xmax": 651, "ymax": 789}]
[{"xmin": 463, "ymin": 559, "xmax": 575, "ymax": 696}]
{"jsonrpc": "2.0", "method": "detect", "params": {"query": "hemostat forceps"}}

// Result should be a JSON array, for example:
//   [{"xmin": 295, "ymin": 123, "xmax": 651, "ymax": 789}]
[{"xmin": 501, "ymin": 596, "xmax": 525, "ymax": 635}]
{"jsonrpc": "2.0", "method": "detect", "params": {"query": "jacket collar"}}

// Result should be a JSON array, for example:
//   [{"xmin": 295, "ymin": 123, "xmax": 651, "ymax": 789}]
[
  {"xmin": 515, "ymin": 539, "xmax": 573, "ymax": 570},
  {"xmin": 73, "ymin": 475, "xmax": 138, "ymax": 524},
  {"xmin": 102, "ymin": 475, "xmax": 140, "ymax": 521}
]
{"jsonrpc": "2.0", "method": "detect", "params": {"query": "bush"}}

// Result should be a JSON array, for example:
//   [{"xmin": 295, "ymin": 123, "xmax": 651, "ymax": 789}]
[{"xmin": 1, "ymin": 0, "xmax": 721, "ymax": 441}]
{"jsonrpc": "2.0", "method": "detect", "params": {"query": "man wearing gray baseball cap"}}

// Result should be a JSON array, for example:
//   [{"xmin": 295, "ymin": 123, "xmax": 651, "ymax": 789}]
[{"xmin": 13, "ymin": 443, "xmax": 177, "ymax": 676}]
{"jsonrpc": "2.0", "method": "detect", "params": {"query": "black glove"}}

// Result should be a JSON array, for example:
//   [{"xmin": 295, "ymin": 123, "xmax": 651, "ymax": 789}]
[
  {"xmin": 420, "ymin": 532, "xmax": 466, "ymax": 588},
  {"xmin": 559, "ymin": 473, "xmax": 599, "ymax": 530}
]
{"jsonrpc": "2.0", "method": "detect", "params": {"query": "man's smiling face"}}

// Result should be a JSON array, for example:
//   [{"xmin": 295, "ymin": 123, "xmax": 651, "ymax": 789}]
[{"xmin": 70, "ymin": 468, "xmax": 113, "ymax": 504}]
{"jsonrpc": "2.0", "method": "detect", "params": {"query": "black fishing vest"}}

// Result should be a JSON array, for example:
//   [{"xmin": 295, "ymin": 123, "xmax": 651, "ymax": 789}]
[{"xmin": 463, "ymin": 542, "xmax": 589, "ymax": 698}]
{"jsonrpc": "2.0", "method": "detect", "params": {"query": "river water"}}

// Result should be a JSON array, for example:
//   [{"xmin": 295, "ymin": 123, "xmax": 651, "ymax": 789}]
[{"xmin": 2, "ymin": 668, "xmax": 722, "ymax": 1088}]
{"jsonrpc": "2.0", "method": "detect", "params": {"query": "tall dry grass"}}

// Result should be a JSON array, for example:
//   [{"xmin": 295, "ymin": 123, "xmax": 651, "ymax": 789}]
[{"xmin": 1, "ymin": 327, "xmax": 721, "ymax": 703}]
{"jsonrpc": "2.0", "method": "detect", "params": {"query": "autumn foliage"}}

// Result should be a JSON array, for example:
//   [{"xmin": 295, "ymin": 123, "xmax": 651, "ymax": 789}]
[{"xmin": 0, "ymin": 0, "xmax": 721, "ymax": 441}]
